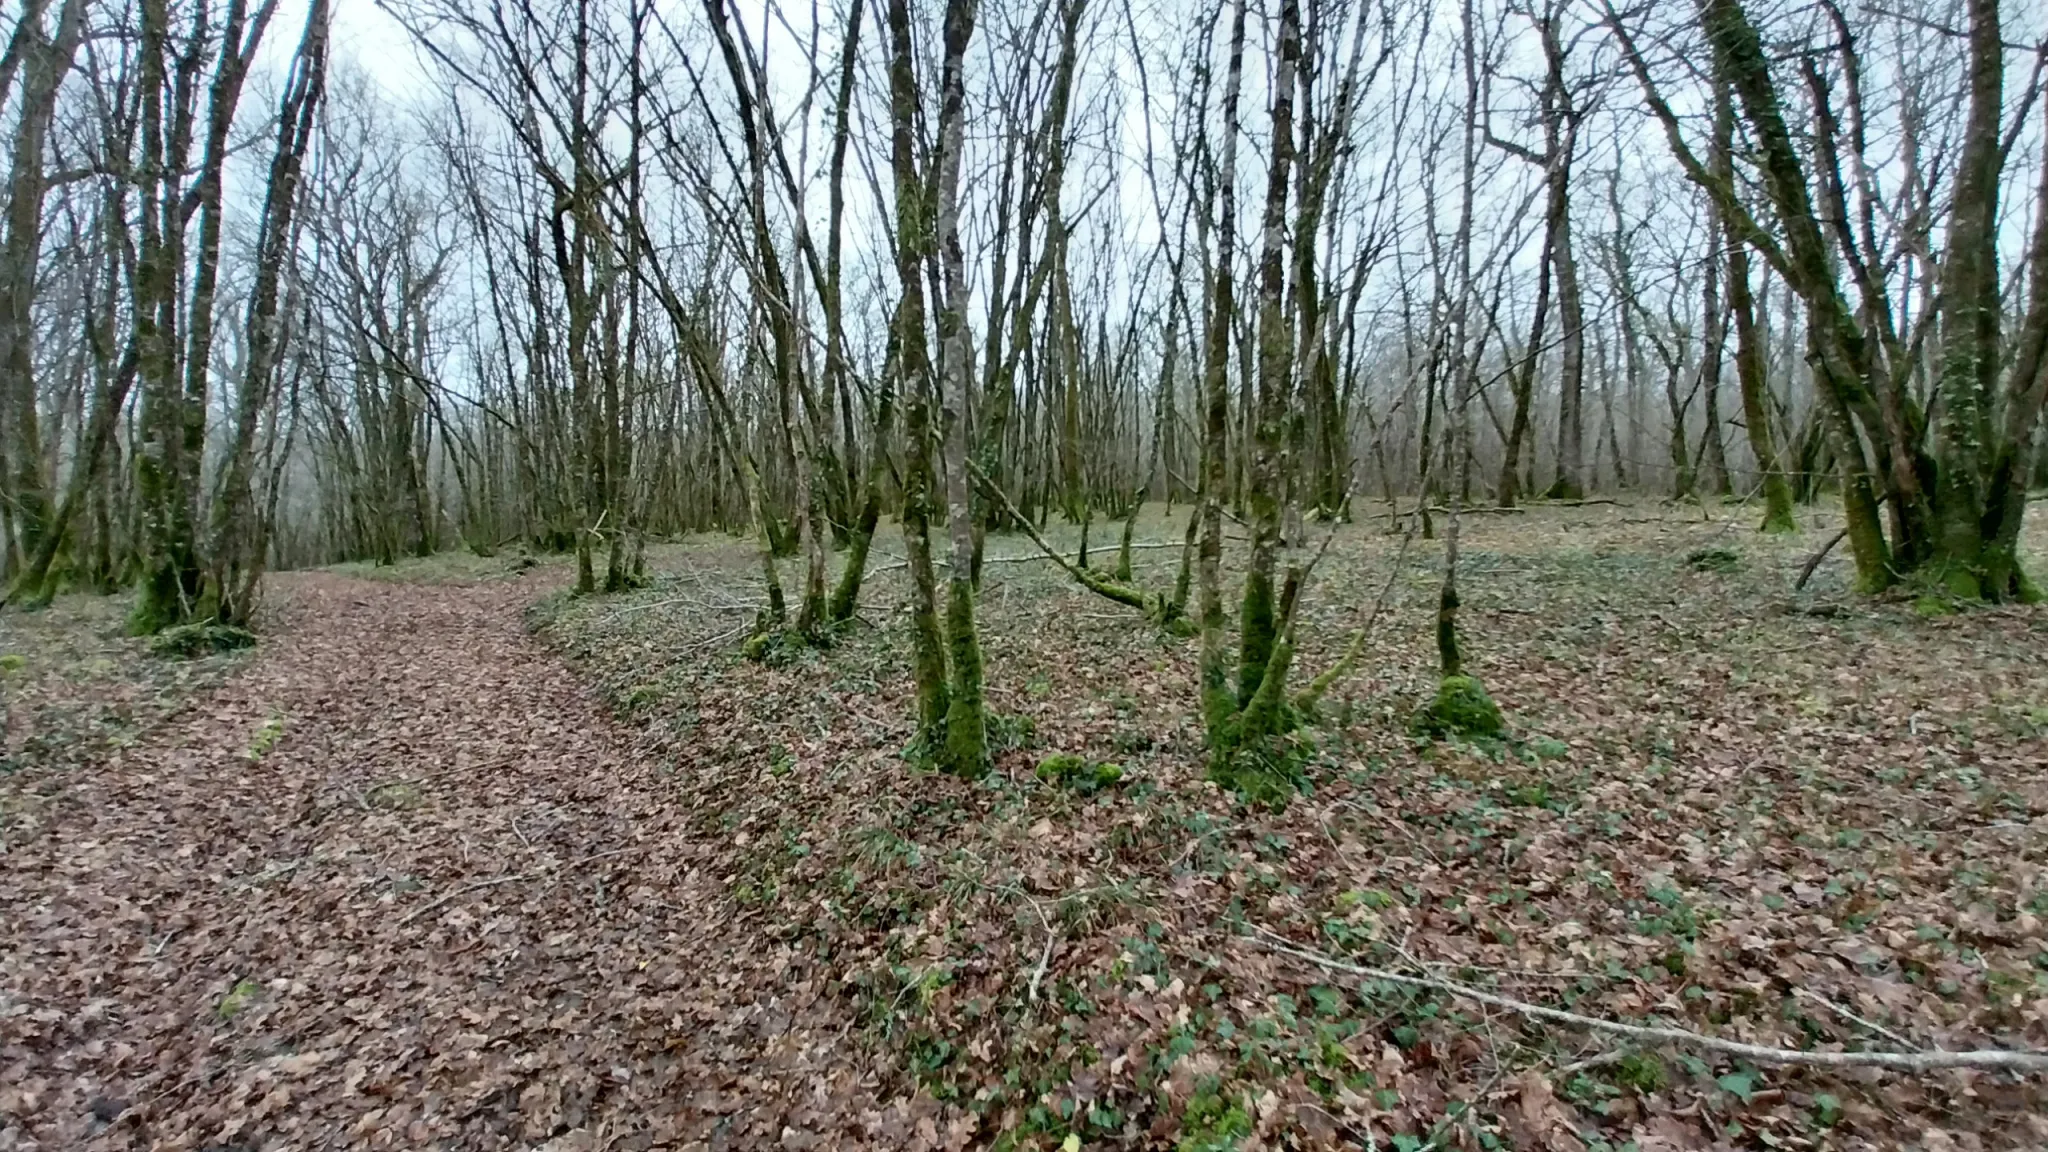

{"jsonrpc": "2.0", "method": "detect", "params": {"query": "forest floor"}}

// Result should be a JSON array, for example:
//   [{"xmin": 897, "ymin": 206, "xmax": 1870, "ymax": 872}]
[{"xmin": 4, "ymin": 498, "xmax": 2047, "ymax": 1151}]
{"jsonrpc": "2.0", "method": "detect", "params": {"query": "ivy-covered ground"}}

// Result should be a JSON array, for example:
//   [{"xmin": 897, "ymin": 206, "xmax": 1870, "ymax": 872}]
[
  {"xmin": 3, "ymin": 499, "xmax": 2044, "ymax": 1151},
  {"xmin": 540, "ymin": 498, "xmax": 2048, "ymax": 1151}
]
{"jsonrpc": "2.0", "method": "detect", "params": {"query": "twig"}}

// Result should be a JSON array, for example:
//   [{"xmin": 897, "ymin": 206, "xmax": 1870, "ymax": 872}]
[
  {"xmin": 1557, "ymin": 1048, "xmax": 1636, "ymax": 1076},
  {"xmin": 399, "ymin": 873, "xmax": 530, "ymax": 926},
  {"xmin": 1793, "ymin": 987, "xmax": 1924, "ymax": 1053},
  {"xmin": 995, "ymin": 883, "xmax": 1060, "ymax": 1004},
  {"xmin": 233, "ymin": 858, "xmax": 307, "ymax": 888},
  {"xmin": 1249, "ymin": 932, "xmax": 2048, "ymax": 1072},
  {"xmin": 398, "ymin": 847, "xmax": 640, "ymax": 926},
  {"xmin": 1026, "ymin": 904, "xmax": 1057, "ymax": 1004}
]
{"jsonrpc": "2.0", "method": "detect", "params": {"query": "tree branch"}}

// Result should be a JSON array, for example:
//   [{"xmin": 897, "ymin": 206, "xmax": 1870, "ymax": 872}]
[{"xmin": 1250, "ymin": 931, "xmax": 2048, "ymax": 1072}]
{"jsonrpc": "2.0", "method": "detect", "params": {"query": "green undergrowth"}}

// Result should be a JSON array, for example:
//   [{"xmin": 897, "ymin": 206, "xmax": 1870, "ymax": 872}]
[
  {"xmin": 329, "ymin": 547, "xmax": 548, "ymax": 585},
  {"xmin": 1035, "ymin": 752, "xmax": 1124, "ymax": 793}
]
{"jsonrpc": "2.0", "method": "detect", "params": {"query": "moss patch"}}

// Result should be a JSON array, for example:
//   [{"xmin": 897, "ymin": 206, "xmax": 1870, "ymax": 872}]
[
  {"xmin": 1205, "ymin": 733, "xmax": 1310, "ymax": 809},
  {"xmin": 1035, "ymin": 752, "xmax": 1124, "ymax": 794},
  {"xmin": 1176, "ymin": 1089, "xmax": 1251, "ymax": 1152},
  {"xmin": 217, "ymin": 978, "xmax": 262, "ymax": 1020},
  {"xmin": 1410, "ymin": 674, "xmax": 1505, "ymax": 740}
]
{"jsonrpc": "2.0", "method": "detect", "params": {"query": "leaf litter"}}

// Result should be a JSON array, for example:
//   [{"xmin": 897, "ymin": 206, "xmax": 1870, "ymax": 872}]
[
  {"xmin": 3, "ymin": 572, "xmax": 871, "ymax": 1150},
  {"xmin": 3, "ymin": 501, "xmax": 2046, "ymax": 1150}
]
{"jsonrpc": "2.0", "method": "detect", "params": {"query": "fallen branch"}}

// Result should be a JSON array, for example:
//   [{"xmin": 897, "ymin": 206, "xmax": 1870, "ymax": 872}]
[
  {"xmin": 1249, "ymin": 933, "xmax": 2048, "ymax": 1073},
  {"xmin": 1375, "ymin": 505, "xmax": 1527, "ymax": 521},
  {"xmin": 608, "ymin": 593, "xmax": 764, "ymax": 618},
  {"xmin": 1795, "ymin": 492, "xmax": 1897, "ymax": 592},
  {"xmin": 968, "ymin": 460, "xmax": 1154, "ymax": 613},
  {"xmin": 1794, "ymin": 528, "xmax": 1848, "ymax": 592}
]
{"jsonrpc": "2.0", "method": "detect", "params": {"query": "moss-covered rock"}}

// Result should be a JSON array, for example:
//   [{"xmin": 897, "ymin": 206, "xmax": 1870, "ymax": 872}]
[
  {"xmin": 1410, "ymin": 674, "xmax": 1505, "ymax": 740},
  {"xmin": 148, "ymin": 623, "xmax": 256, "ymax": 659},
  {"xmin": 1035, "ymin": 752, "xmax": 1124, "ymax": 794}
]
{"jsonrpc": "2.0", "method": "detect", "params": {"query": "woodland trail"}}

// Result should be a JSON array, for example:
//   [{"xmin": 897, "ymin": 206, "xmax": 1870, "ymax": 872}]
[{"xmin": 1, "ymin": 573, "xmax": 879, "ymax": 1151}]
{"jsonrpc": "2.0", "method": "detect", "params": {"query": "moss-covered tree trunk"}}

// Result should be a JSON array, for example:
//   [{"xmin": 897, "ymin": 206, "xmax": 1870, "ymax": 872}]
[
  {"xmin": 0, "ymin": 0, "xmax": 88, "ymax": 583},
  {"xmin": 1233, "ymin": 0, "xmax": 1301, "ymax": 727},
  {"xmin": 133, "ymin": 0, "xmax": 270, "ymax": 634},
  {"xmin": 1713, "ymin": 81, "xmax": 1794, "ymax": 533},
  {"xmin": 1497, "ymin": 229, "xmax": 1551, "ymax": 508},
  {"xmin": 1413, "ymin": 0, "xmax": 1504, "ymax": 744},
  {"xmin": 884, "ymin": 0, "xmax": 951, "ymax": 743},
  {"xmin": 931, "ymin": 0, "xmax": 985, "ymax": 777},
  {"xmin": 1922, "ymin": 0, "xmax": 2041, "ymax": 602},
  {"xmin": 1196, "ymin": 0, "xmax": 1248, "ymax": 746},
  {"xmin": 1629, "ymin": 0, "xmax": 2039, "ymax": 596},
  {"xmin": 828, "ymin": 308, "xmax": 896, "ymax": 623},
  {"xmin": 1696, "ymin": 217, "xmax": 1731, "ymax": 497}
]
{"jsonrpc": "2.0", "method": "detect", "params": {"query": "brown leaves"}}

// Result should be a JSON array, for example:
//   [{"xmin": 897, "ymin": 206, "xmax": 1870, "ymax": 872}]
[
  {"xmin": 1505, "ymin": 1071, "xmax": 1587, "ymax": 1152},
  {"xmin": 0, "ymin": 573, "xmax": 858, "ymax": 1149}
]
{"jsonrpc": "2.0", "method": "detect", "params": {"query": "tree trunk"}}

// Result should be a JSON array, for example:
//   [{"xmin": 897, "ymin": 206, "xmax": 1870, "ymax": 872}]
[
  {"xmin": 884, "ymin": 0, "xmax": 950, "ymax": 742},
  {"xmin": 1197, "ymin": 0, "xmax": 1248, "ymax": 744},
  {"xmin": 205, "ymin": 0, "xmax": 329, "ymax": 627},
  {"xmin": 932, "ymin": 0, "xmax": 986, "ymax": 777},
  {"xmin": 0, "ymin": 0, "xmax": 87, "ymax": 575}
]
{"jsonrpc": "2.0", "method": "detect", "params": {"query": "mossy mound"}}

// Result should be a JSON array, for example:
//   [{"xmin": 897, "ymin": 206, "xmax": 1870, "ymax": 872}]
[
  {"xmin": 1035, "ymin": 752, "xmax": 1124, "ymax": 794},
  {"xmin": 149, "ymin": 623, "xmax": 256, "ymax": 659},
  {"xmin": 742, "ymin": 626, "xmax": 824, "ymax": 667},
  {"xmin": 1410, "ymin": 674, "xmax": 1505, "ymax": 740}
]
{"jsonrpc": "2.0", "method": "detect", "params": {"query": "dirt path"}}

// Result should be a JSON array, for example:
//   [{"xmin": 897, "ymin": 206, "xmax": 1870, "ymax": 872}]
[{"xmin": 1, "ymin": 574, "xmax": 875, "ymax": 1150}]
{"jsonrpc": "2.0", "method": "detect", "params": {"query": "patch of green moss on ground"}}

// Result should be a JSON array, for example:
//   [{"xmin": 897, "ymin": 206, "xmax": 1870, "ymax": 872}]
[
  {"xmin": 1410, "ymin": 674, "xmax": 1505, "ymax": 740},
  {"xmin": 1036, "ymin": 752, "xmax": 1124, "ymax": 794},
  {"xmin": 217, "ymin": 979, "xmax": 261, "ymax": 1019}
]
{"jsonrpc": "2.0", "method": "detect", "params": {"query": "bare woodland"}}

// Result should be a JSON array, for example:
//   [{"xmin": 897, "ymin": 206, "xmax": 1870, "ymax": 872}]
[{"xmin": 5, "ymin": 0, "xmax": 2048, "ymax": 1144}]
